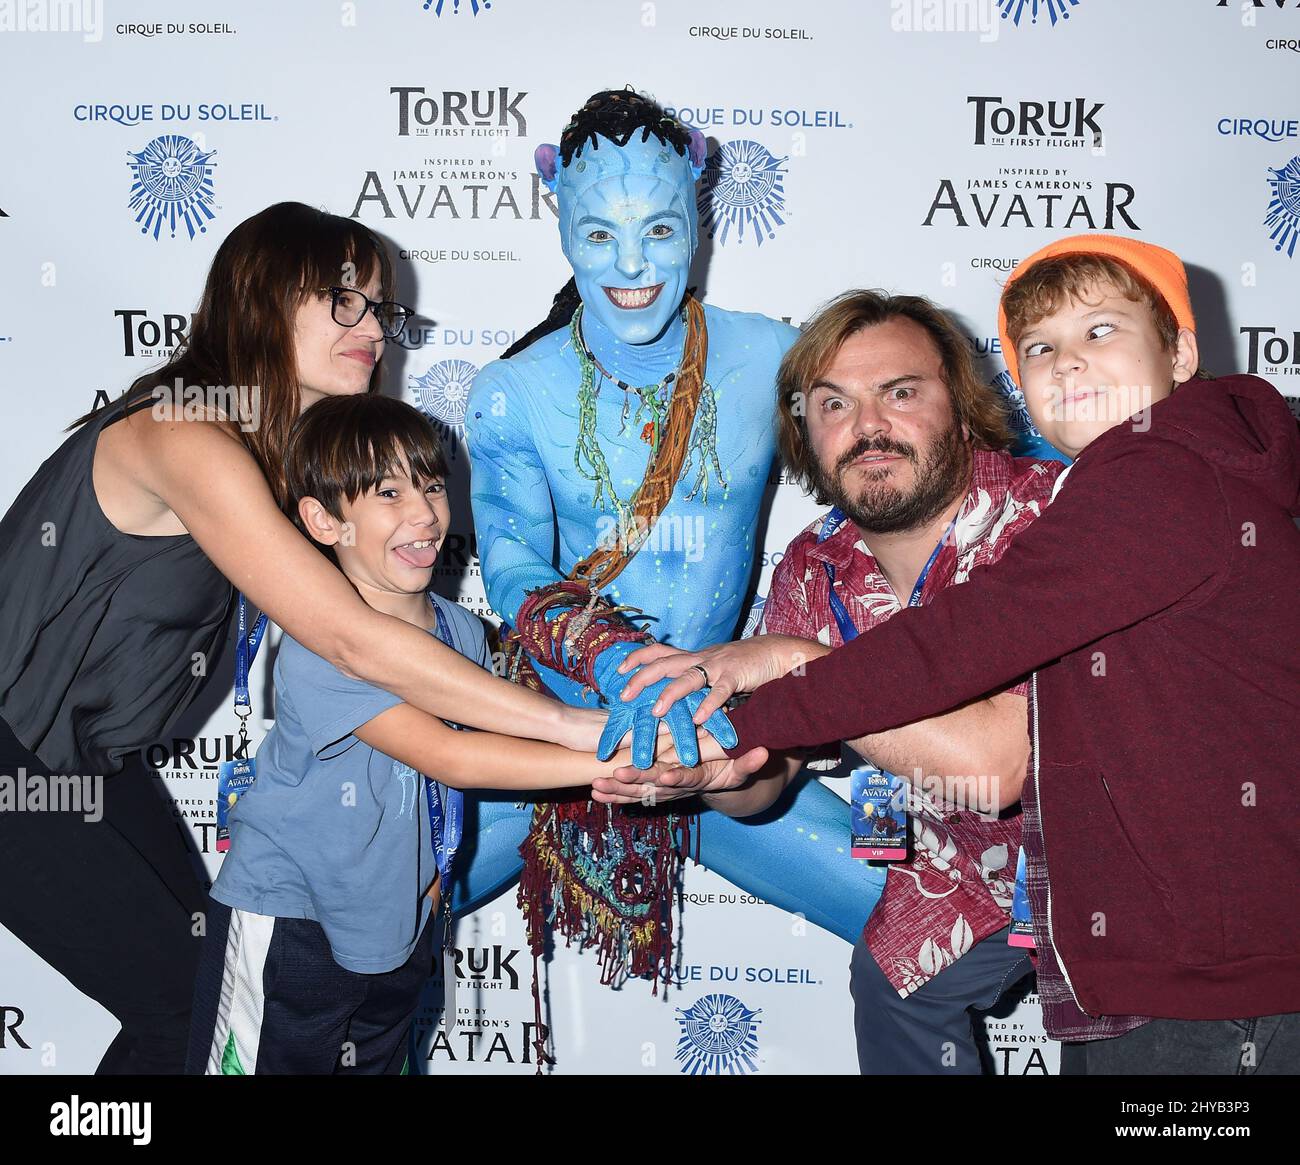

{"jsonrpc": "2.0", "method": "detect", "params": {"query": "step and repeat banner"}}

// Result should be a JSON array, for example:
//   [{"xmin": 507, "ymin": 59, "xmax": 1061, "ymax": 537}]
[{"xmin": 1, "ymin": 0, "xmax": 1298, "ymax": 1076}]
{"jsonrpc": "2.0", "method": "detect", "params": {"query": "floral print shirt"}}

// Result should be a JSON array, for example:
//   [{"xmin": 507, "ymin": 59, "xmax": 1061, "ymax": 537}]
[{"xmin": 760, "ymin": 450, "xmax": 1063, "ymax": 995}]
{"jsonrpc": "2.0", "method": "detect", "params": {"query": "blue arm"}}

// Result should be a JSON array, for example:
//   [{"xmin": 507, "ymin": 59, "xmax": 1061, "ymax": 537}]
[
  {"xmin": 464, "ymin": 357, "xmax": 734, "ymax": 768},
  {"xmin": 464, "ymin": 359, "xmax": 565, "ymax": 624}
]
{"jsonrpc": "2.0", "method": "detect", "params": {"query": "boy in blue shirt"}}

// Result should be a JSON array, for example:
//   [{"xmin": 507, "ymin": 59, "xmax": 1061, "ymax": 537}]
[{"xmin": 186, "ymin": 394, "xmax": 664, "ymax": 1074}]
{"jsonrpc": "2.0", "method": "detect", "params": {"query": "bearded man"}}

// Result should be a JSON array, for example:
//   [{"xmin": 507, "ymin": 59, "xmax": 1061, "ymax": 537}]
[{"xmin": 598, "ymin": 289, "xmax": 1065, "ymax": 1073}]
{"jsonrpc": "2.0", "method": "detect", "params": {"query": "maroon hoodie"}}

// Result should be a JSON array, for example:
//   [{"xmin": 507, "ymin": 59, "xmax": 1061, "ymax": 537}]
[{"xmin": 726, "ymin": 375, "xmax": 1300, "ymax": 1022}]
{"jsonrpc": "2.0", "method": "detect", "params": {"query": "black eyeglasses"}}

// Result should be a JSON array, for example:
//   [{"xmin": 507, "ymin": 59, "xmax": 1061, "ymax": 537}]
[{"xmin": 318, "ymin": 286, "xmax": 414, "ymax": 340}]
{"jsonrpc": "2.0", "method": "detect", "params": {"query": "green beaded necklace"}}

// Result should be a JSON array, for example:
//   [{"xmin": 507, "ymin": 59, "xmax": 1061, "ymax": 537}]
[{"xmin": 570, "ymin": 303, "xmax": 727, "ymax": 531}]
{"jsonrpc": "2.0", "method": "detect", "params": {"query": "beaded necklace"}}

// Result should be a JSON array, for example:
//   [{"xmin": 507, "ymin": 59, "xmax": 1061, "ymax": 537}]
[
  {"xmin": 573, "ymin": 304, "xmax": 679, "ymax": 445},
  {"xmin": 570, "ymin": 301, "xmax": 726, "ymax": 531}
]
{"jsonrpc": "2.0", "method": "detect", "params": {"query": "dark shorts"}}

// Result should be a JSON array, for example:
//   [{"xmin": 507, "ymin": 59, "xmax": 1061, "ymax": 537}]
[{"xmin": 186, "ymin": 896, "xmax": 435, "ymax": 1075}]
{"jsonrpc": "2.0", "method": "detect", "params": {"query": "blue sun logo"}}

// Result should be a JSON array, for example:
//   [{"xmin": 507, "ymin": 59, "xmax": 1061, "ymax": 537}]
[
  {"xmin": 675, "ymin": 993, "xmax": 763, "ymax": 1075},
  {"xmin": 411, "ymin": 358, "xmax": 479, "ymax": 446},
  {"xmin": 997, "ymin": 0, "xmax": 1080, "ymax": 26},
  {"xmin": 1265, "ymin": 155, "xmax": 1300, "ymax": 259},
  {"xmin": 127, "ymin": 135, "xmax": 217, "ymax": 241},
  {"xmin": 422, "ymin": 0, "xmax": 492, "ymax": 13},
  {"xmin": 698, "ymin": 139, "xmax": 789, "ymax": 247}
]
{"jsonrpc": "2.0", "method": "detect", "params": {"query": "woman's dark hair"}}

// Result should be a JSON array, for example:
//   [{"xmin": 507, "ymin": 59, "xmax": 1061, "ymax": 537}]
[
  {"xmin": 69, "ymin": 201, "xmax": 395, "ymax": 508},
  {"xmin": 502, "ymin": 88, "xmax": 694, "ymax": 360},
  {"xmin": 284, "ymin": 393, "xmax": 448, "ymax": 558}
]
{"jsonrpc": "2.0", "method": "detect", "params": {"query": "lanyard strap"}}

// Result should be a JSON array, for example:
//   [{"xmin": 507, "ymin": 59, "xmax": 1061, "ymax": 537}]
[
  {"xmin": 906, "ymin": 524, "xmax": 953, "ymax": 609},
  {"xmin": 233, "ymin": 593, "xmax": 269, "ymax": 715},
  {"xmin": 426, "ymin": 600, "xmax": 465, "ymax": 883},
  {"xmin": 233, "ymin": 594, "xmax": 268, "ymax": 761},
  {"xmin": 818, "ymin": 508, "xmax": 953, "ymax": 642},
  {"xmin": 821, "ymin": 511, "xmax": 953, "ymax": 845}
]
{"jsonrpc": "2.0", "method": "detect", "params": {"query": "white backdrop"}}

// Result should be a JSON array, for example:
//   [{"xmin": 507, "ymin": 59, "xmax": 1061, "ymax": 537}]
[{"xmin": 2, "ymin": 0, "xmax": 1298, "ymax": 1075}]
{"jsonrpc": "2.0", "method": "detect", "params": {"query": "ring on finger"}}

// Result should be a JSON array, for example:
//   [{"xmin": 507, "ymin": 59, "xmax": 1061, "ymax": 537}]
[{"xmin": 689, "ymin": 663, "xmax": 710, "ymax": 688}]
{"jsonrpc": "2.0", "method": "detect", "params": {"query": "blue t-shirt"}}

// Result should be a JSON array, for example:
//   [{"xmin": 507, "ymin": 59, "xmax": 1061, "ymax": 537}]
[{"xmin": 212, "ymin": 593, "xmax": 491, "ymax": 974}]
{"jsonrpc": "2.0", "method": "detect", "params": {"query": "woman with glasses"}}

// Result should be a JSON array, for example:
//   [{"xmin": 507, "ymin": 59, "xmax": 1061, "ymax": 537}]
[{"xmin": 0, "ymin": 201, "xmax": 605, "ymax": 1074}]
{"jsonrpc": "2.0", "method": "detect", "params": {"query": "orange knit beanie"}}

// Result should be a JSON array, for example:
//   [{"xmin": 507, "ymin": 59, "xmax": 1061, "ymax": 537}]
[{"xmin": 997, "ymin": 234, "xmax": 1196, "ymax": 385}]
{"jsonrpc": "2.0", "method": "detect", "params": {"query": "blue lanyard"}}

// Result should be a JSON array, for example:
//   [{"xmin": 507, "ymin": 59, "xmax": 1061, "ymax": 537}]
[
  {"xmin": 233, "ymin": 595, "xmax": 269, "ymax": 765},
  {"xmin": 818, "ymin": 508, "xmax": 953, "ymax": 642},
  {"xmin": 233, "ymin": 594, "xmax": 269, "ymax": 713},
  {"xmin": 426, "ymin": 601, "xmax": 465, "ymax": 883}
]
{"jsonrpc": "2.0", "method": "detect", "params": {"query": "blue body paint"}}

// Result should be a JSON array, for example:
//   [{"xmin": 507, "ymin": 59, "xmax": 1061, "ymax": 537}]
[{"xmin": 456, "ymin": 124, "xmax": 887, "ymax": 942}]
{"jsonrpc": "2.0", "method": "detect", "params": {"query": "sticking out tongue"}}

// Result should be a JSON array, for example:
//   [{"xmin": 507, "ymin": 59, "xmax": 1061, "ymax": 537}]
[{"xmin": 393, "ymin": 543, "xmax": 437, "ymax": 569}]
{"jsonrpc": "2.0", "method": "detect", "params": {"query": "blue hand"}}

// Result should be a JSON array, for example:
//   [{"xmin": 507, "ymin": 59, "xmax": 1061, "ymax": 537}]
[{"xmin": 593, "ymin": 642, "xmax": 737, "ymax": 769}]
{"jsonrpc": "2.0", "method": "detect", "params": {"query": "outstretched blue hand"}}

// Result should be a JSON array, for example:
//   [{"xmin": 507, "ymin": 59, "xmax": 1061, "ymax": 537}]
[{"xmin": 593, "ymin": 641, "xmax": 737, "ymax": 768}]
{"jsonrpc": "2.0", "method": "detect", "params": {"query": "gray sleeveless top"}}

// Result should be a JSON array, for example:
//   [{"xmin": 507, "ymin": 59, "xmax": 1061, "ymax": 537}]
[{"xmin": 0, "ymin": 391, "xmax": 234, "ymax": 776}]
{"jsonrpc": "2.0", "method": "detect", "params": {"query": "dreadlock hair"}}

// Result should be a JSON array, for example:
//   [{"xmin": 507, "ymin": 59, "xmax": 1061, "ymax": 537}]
[
  {"xmin": 502, "ymin": 88, "xmax": 695, "ymax": 360},
  {"xmin": 557, "ymin": 86, "xmax": 693, "ymax": 165}
]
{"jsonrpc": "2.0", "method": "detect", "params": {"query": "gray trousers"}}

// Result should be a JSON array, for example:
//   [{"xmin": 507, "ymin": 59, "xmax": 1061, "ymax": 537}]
[
  {"xmin": 1061, "ymin": 1013, "xmax": 1300, "ymax": 1075},
  {"xmin": 850, "ymin": 925, "xmax": 1033, "ymax": 1074}
]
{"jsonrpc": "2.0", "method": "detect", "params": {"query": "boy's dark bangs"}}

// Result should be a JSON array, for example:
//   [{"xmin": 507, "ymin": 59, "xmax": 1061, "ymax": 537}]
[{"xmin": 342, "ymin": 415, "xmax": 449, "ymax": 504}]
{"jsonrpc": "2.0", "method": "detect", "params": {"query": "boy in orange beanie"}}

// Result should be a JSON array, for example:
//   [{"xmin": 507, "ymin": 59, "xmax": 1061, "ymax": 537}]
[
  {"xmin": 618, "ymin": 233, "xmax": 1300, "ymax": 1074},
  {"xmin": 998, "ymin": 234, "xmax": 1200, "ymax": 460}
]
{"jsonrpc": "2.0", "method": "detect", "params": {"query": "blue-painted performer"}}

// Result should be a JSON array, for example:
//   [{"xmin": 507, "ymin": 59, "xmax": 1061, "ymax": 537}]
[{"xmin": 457, "ymin": 89, "xmax": 887, "ymax": 982}]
